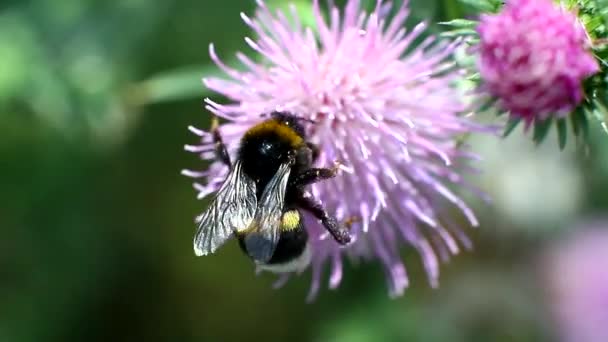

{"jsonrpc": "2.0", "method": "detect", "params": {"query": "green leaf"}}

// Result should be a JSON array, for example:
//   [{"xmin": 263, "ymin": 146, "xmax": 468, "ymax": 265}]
[
  {"xmin": 503, "ymin": 117, "xmax": 521, "ymax": 137},
  {"xmin": 266, "ymin": 0, "xmax": 315, "ymax": 28},
  {"xmin": 441, "ymin": 0, "xmax": 465, "ymax": 19},
  {"xmin": 475, "ymin": 96, "xmax": 497, "ymax": 113},
  {"xmin": 592, "ymin": 100, "xmax": 608, "ymax": 135},
  {"xmin": 556, "ymin": 118, "xmax": 567, "ymax": 150},
  {"xmin": 440, "ymin": 28, "xmax": 478, "ymax": 38},
  {"xmin": 467, "ymin": 73, "xmax": 481, "ymax": 82},
  {"xmin": 135, "ymin": 64, "xmax": 228, "ymax": 104},
  {"xmin": 458, "ymin": 0, "xmax": 498, "ymax": 12},
  {"xmin": 570, "ymin": 107, "xmax": 590, "ymax": 138},
  {"xmin": 584, "ymin": 16, "xmax": 604, "ymax": 33},
  {"xmin": 573, "ymin": 107, "xmax": 590, "ymax": 144},
  {"xmin": 438, "ymin": 19, "xmax": 478, "ymax": 29},
  {"xmin": 580, "ymin": 110, "xmax": 590, "ymax": 139},
  {"xmin": 533, "ymin": 117, "xmax": 553, "ymax": 144}
]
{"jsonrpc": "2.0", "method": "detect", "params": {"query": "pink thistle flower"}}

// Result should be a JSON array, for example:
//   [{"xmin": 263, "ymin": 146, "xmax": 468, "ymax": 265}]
[
  {"xmin": 477, "ymin": 0, "xmax": 600, "ymax": 127},
  {"xmin": 542, "ymin": 220, "xmax": 608, "ymax": 342},
  {"xmin": 184, "ymin": 0, "xmax": 492, "ymax": 300}
]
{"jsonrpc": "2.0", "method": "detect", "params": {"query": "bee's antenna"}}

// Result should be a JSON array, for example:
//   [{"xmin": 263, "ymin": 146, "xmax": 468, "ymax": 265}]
[
  {"xmin": 269, "ymin": 111, "xmax": 317, "ymax": 125},
  {"xmin": 296, "ymin": 117, "xmax": 316, "ymax": 124}
]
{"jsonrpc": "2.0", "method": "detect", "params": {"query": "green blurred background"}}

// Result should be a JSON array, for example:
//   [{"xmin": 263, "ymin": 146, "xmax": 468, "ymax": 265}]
[{"xmin": 2, "ymin": 0, "xmax": 607, "ymax": 341}]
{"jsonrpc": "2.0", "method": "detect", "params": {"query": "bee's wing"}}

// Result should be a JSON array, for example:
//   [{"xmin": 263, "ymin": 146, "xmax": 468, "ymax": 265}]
[
  {"xmin": 243, "ymin": 162, "xmax": 292, "ymax": 263},
  {"xmin": 193, "ymin": 160, "xmax": 257, "ymax": 256}
]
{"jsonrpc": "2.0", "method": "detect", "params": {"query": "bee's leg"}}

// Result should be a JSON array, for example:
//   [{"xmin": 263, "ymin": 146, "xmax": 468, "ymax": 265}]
[
  {"xmin": 291, "ymin": 161, "xmax": 340, "ymax": 187},
  {"xmin": 297, "ymin": 194, "xmax": 352, "ymax": 245},
  {"xmin": 306, "ymin": 142, "xmax": 320, "ymax": 163},
  {"xmin": 211, "ymin": 117, "xmax": 231, "ymax": 168}
]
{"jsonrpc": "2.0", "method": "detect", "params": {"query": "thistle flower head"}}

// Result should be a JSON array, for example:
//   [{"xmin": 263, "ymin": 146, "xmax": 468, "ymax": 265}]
[
  {"xmin": 185, "ymin": 0, "xmax": 492, "ymax": 299},
  {"xmin": 476, "ymin": 0, "xmax": 600, "ymax": 126},
  {"xmin": 543, "ymin": 220, "xmax": 608, "ymax": 342}
]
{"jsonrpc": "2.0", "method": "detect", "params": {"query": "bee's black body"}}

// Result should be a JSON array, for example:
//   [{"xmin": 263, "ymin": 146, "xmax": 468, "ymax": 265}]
[
  {"xmin": 235, "ymin": 113, "xmax": 312, "ymax": 267},
  {"xmin": 194, "ymin": 112, "xmax": 351, "ymax": 273},
  {"xmin": 236, "ymin": 211, "xmax": 309, "ymax": 266}
]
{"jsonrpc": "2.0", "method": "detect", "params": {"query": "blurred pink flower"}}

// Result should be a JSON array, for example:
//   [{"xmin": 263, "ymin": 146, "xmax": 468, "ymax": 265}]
[
  {"xmin": 185, "ymin": 0, "xmax": 491, "ymax": 300},
  {"xmin": 542, "ymin": 220, "xmax": 608, "ymax": 342},
  {"xmin": 477, "ymin": 0, "xmax": 599, "ymax": 127}
]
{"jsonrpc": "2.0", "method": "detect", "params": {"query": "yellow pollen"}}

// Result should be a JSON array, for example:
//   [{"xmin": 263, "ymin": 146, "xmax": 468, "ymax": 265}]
[{"xmin": 281, "ymin": 210, "xmax": 300, "ymax": 231}]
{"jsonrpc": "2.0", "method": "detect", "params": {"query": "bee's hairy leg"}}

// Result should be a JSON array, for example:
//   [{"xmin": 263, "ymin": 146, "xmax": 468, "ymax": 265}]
[
  {"xmin": 306, "ymin": 142, "xmax": 320, "ymax": 163},
  {"xmin": 291, "ymin": 161, "xmax": 341, "ymax": 187},
  {"xmin": 211, "ymin": 117, "xmax": 231, "ymax": 168},
  {"xmin": 297, "ymin": 194, "xmax": 352, "ymax": 245}
]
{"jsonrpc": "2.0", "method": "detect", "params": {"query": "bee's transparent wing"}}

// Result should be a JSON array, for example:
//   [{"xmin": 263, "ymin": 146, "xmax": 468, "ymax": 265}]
[
  {"xmin": 193, "ymin": 161, "xmax": 257, "ymax": 256},
  {"xmin": 243, "ymin": 162, "xmax": 292, "ymax": 263}
]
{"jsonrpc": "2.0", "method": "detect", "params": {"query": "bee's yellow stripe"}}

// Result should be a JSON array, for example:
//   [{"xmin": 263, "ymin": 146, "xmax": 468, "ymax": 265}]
[
  {"xmin": 245, "ymin": 120, "xmax": 303, "ymax": 148},
  {"xmin": 236, "ymin": 210, "xmax": 300, "ymax": 234}
]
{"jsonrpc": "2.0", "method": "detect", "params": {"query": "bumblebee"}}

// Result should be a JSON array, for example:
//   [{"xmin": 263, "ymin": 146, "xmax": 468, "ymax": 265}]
[{"xmin": 193, "ymin": 112, "xmax": 353, "ymax": 273}]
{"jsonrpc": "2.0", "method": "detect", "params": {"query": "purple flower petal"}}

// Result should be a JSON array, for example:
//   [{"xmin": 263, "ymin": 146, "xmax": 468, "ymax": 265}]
[{"xmin": 186, "ymin": 0, "xmax": 492, "ymax": 298}]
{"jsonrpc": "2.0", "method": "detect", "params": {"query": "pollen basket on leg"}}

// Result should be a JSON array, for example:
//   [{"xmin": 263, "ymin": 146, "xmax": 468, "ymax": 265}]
[{"xmin": 281, "ymin": 210, "xmax": 301, "ymax": 231}]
